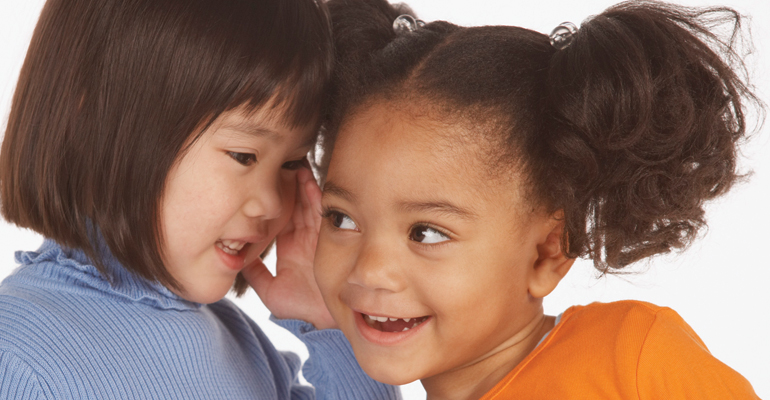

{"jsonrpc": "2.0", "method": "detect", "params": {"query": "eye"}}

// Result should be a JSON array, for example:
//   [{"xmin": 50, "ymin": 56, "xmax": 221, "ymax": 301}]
[
  {"xmin": 323, "ymin": 209, "xmax": 358, "ymax": 231},
  {"xmin": 227, "ymin": 151, "xmax": 257, "ymax": 166},
  {"xmin": 282, "ymin": 159, "xmax": 306, "ymax": 170},
  {"xmin": 409, "ymin": 225, "xmax": 450, "ymax": 244}
]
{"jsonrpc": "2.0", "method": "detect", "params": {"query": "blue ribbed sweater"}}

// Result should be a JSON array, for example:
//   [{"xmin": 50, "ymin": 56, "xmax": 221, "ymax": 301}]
[{"xmin": 0, "ymin": 239, "xmax": 400, "ymax": 399}]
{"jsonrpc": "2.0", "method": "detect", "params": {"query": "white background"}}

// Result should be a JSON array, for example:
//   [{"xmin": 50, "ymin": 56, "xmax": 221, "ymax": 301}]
[{"xmin": 1, "ymin": 0, "xmax": 768, "ymax": 398}]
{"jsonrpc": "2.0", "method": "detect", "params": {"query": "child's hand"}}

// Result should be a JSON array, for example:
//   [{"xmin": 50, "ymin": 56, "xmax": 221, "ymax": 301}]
[{"xmin": 242, "ymin": 167, "xmax": 337, "ymax": 330}]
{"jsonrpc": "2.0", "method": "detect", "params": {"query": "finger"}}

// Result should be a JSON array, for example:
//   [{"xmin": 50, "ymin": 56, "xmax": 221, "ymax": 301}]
[
  {"xmin": 290, "ymin": 169, "xmax": 309, "ymax": 231},
  {"xmin": 297, "ymin": 169, "xmax": 314, "ymax": 228},
  {"xmin": 304, "ymin": 176, "xmax": 323, "ymax": 234},
  {"xmin": 240, "ymin": 258, "xmax": 274, "ymax": 302},
  {"xmin": 295, "ymin": 168, "xmax": 316, "ymax": 231},
  {"xmin": 277, "ymin": 175, "xmax": 303, "ymax": 237}
]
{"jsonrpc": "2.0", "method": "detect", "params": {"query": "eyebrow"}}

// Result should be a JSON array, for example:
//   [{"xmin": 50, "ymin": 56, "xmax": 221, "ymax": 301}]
[
  {"xmin": 223, "ymin": 119, "xmax": 316, "ymax": 148},
  {"xmin": 323, "ymin": 180, "xmax": 477, "ymax": 220},
  {"xmin": 223, "ymin": 119, "xmax": 279, "ymax": 139},
  {"xmin": 322, "ymin": 181, "xmax": 357, "ymax": 203},
  {"xmin": 397, "ymin": 200, "xmax": 478, "ymax": 220}
]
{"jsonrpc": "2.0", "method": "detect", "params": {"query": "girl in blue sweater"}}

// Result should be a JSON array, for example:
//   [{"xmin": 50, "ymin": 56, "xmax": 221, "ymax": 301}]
[{"xmin": 0, "ymin": 0, "xmax": 399, "ymax": 399}]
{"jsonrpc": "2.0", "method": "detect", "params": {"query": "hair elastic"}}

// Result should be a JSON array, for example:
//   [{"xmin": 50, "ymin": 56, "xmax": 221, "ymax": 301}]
[
  {"xmin": 549, "ymin": 22, "xmax": 578, "ymax": 50},
  {"xmin": 393, "ymin": 14, "xmax": 425, "ymax": 34}
]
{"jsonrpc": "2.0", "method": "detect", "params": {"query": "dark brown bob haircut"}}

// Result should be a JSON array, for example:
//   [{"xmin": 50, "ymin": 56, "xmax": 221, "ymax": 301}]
[
  {"xmin": 1, "ymin": 0, "xmax": 332, "ymax": 291},
  {"xmin": 321, "ymin": 0, "xmax": 761, "ymax": 273}
]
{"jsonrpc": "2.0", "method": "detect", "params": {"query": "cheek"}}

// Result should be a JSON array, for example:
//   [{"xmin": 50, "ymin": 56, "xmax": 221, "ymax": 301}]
[
  {"xmin": 423, "ymin": 248, "xmax": 526, "ymax": 314},
  {"xmin": 314, "ymin": 230, "xmax": 350, "ymax": 293}
]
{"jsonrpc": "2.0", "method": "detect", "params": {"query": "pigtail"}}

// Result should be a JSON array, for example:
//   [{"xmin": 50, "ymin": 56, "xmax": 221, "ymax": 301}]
[
  {"xmin": 543, "ymin": 1, "xmax": 758, "ymax": 271},
  {"xmin": 323, "ymin": 0, "xmax": 411, "ymax": 130},
  {"xmin": 326, "ymin": 0, "xmax": 404, "ymax": 65}
]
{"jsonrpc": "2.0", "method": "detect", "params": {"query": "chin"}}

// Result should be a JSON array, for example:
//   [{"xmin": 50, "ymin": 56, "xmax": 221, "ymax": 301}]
[
  {"xmin": 178, "ymin": 282, "xmax": 233, "ymax": 304},
  {"xmin": 357, "ymin": 356, "xmax": 422, "ymax": 386}
]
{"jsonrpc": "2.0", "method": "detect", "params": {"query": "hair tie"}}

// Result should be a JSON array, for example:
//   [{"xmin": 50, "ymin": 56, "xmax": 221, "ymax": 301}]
[
  {"xmin": 549, "ymin": 22, "xmax": 578, "ymax": 50},
  {"xmin": 393, "ymin": 14, "xmax": 425, "ymax": 34}
]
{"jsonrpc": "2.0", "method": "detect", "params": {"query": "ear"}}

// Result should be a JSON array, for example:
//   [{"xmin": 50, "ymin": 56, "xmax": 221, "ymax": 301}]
[{"xmin": 528, "ymin": 213, "xmax": 575, "ymax": 299}]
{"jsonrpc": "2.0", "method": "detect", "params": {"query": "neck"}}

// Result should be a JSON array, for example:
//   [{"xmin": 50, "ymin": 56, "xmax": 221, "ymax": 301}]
[{"xmin": 421, "ymin": 312, "xmax": 555, "ymax": 400}]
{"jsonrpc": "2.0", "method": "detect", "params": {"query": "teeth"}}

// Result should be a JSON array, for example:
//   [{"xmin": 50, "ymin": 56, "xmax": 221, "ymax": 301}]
[
  {"xmin": 220, "ymin": 240, "xmax": 246, "ymax": 251},
  {"xmin": 217, "ymin": 240, "xmax": 247, "ymax": 255},
  {"xmin": 364, "ymin": 314, "xmax": 425, "ymax": 326},
  {"xmin": 364, "ymin": 314, "xmax": 380, "ymax": 323}
]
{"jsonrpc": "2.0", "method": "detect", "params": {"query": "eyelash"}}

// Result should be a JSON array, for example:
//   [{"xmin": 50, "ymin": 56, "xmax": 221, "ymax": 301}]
[
  {"xmin": 321, "ymin": 207, "xmax": 336, "ymax": 220},
  {"xmin": 321, "ymin": 207, "xmax": 358, "ymax": 231},
  {"xmin": 321, "ymin": 207, "xmax": 452, "ymax": 248},
  {"xmin": 408, "ymin": 223, "xmax": 452, "ymax": 248},
  {"xmin": 282, "ymin": 159, "xmax": 306, "ymax": 170},
  {"xmin": 227, "ymin": 151, "xmax": 257, "ymax": 166},
  {"xmin": 227, "ymin": 152, "xmax": 306, "ymax": 171}
]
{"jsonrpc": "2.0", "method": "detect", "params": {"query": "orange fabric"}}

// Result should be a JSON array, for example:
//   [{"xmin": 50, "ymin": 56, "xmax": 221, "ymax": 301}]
[{"xmin": 479, "ymin": 301, "xmax": 759, "ymax": 399}]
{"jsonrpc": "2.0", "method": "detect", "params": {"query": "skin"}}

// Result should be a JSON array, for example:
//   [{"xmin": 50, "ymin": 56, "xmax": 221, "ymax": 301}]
[
  {"xmin": 160, "ymin": 105, "xmax": 334, "ymax": 329},
  {"xmin": 314, "ymin": 101, "xmax": 574, "ymax": 399}
]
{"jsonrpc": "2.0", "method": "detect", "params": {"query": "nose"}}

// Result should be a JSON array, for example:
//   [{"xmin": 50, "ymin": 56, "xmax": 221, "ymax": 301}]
[
  {"xmin": 242, "ymin": 171, "xmax": 285, "ymax": 220},
  {"xmin": 347, "ymin": 239, "xmax": 405, "ymax": 293}
]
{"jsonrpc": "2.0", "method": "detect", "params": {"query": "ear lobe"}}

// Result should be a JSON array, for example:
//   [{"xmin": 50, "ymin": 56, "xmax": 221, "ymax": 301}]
[{"xmin": 528, "ymin": 218, "xmax": 575, "ymax": 299}]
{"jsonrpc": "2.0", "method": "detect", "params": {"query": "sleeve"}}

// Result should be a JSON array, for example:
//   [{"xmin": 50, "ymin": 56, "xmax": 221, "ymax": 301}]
[
  {"xmin": 272, "ymin": 316, "xmax": 402, "ymax": 400},
  {"xmin": 0, "ymin": 351, "xmax": 48, "ymax": 400},
  {"xmin": 636, "ymin": 308, "xmax": 760, "ymax": 399}
]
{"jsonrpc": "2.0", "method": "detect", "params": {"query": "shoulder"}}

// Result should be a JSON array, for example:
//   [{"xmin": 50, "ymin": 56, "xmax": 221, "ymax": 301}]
[
  {"xmin": 633, "ymin": 305, "xmax": 759, "ymax": 398},
  {"xmin": 564, "ymin": 299, "xmax": 667, "ymax": 321},
  {"xmin": 0, "ymin": 350, "xmax": 49, "ymax": 399},
  {"xmin": 558, "ymin": 301, "xmax": 758, "ymax": 398},
  {"xmin": 0, "ymin": 271, "xmax": 103, "ymax": 386},
  {"xmin": 0, "ymin": 288, "xmax": 64, "ymax": 398},
  {"xmin": 561, "ymin": 300, "xmax": 718, "ymax": 355},
  {"xmin": 483, "ymin": 301, "xmax": 759, "ymax": 399},
  {"xmin": 480, "ymin": 301, "xmax": 665, "ymax": 398},
  {"xmin": 557, "ymin": 300, "xmax": 708, "ymax": 363},
  {"xmin": 557, "ymin": 300, "xmax": 670, "ymax": 341},
  {"xmin": 0, "ymin": 272, "xmax": 60, "ymax": 348}
]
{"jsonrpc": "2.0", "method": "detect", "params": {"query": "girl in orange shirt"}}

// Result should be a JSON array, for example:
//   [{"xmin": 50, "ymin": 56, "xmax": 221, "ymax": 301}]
[{"xmin": 311, "ymin": 0, "xmax": 763, "ymax": 398}]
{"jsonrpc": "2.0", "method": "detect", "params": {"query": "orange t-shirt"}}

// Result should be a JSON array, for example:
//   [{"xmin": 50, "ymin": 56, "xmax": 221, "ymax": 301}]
[{"xmin": 480, "ymin": 301, "xmax": 759, "ymax": 399}]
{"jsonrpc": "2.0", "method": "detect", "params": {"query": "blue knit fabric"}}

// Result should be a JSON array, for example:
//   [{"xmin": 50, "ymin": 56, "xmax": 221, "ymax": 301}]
[{"xmin": 0, "ymin": 239, "xmax": 401, "ymax": 400}]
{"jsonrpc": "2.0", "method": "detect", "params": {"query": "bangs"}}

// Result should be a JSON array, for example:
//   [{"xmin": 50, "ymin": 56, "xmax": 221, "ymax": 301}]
[
  {"xmin": 126, "ymin": 0, "xmax": 333, "ymax": 135},
  {"xmin": 198, "ymin": 0, "xmax": 332, "ymax": 128}
]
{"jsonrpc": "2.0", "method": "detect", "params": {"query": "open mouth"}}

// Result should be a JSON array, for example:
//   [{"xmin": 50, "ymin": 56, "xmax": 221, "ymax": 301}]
[
  {"xmin": 216, "ymin": 239, "xmax": 250, "ymax": 256},
  {"xmin": 362, "ymin": 313, "xmax": 430, "ymax": 333}
]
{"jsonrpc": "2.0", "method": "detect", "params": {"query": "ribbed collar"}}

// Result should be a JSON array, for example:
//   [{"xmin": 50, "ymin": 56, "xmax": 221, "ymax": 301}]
[{"xmin": 14, "ymin": 238, "xmax": 201, "ymax": 311}]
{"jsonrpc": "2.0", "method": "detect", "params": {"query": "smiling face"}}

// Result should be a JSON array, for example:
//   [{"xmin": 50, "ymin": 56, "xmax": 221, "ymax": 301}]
[
  {"xmin": 315, "ymin": 100, "xmax": 570, "ymax": 391},
  {"xmin": 161, "ymin": 106, "xmax": 315, "ymax": 304}
]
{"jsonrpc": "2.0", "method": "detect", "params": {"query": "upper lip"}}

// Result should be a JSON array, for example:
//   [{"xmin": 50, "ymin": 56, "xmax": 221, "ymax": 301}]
[
  {"xmin": 218, "ymin": 235, "xmax": 266, "ymax": 244},
  {"xmin": 352, "ymin": 307, "xmax": 429, "ymax": 320}
]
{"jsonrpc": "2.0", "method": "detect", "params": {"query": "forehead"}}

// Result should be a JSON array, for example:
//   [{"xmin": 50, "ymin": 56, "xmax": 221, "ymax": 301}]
[
  {"xmin": 328, "ymin": 101, "xmax": 525, "ymax": 209},
  {"xmin": 212, "ymin": 104, "xmax": 318, "ymax": 145}
]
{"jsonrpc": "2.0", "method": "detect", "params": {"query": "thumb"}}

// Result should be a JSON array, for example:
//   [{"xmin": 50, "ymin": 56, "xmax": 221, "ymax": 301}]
[{"xmin": 241, "ymin": 258, "xmax": 274, "ymax": 302}]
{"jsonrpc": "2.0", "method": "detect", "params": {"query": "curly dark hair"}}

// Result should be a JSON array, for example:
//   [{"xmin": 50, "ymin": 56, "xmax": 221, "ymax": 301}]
[{"xmin": 318, "ymin": 0, "xmax": 761, "ymax": 272}]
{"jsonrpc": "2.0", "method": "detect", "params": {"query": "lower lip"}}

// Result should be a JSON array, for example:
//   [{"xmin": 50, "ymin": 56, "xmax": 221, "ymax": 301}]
[
  {"xmin": 354, "ymin": 311, "xmax": 431, "ymax": 346},
  {"xmin": 215, "ymin": 244, "xmax": 249, "ymax": 271}
]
